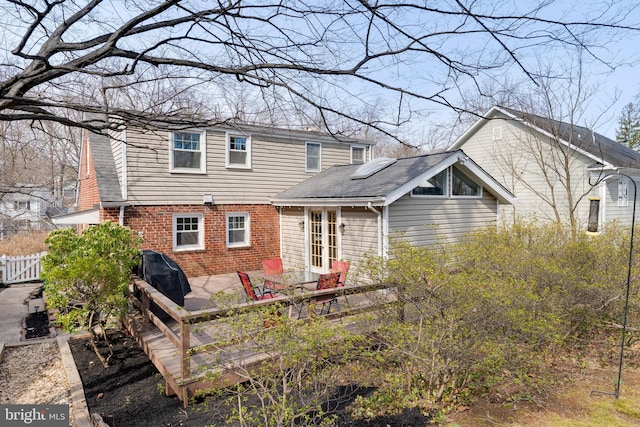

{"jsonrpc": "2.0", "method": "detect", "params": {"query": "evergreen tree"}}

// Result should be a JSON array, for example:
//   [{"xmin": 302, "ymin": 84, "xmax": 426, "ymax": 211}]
[{"xmin": 616, "ymin": 102, "xmax": 640, "ymax": 150}]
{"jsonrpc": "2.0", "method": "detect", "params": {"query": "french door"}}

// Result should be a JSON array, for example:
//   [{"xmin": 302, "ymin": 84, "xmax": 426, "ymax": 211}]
[{"xmin": 308, "ymin": 208, "xmax": 338, "ymax": 272}]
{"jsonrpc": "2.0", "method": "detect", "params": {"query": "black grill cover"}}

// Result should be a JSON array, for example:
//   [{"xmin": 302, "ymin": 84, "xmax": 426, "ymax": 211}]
[{"xmin": 135, "ymin": 250, "xmax": 191, "ymax": 318}]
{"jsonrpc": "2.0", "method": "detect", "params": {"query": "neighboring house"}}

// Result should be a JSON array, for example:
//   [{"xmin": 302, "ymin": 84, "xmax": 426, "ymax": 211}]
[
  {"xmin": 53, "ymin": 119, "xmax": 375, "ymax": 277},
  {"xmin": 271, "ymin": 150, "xmax": 515, "ymax": 275},
  {"xmin": 449, "ymin": 106, "xmax": 640, "ymax": 229},
  {"xmin": 0, "ymin": 185, "xmax": 55, "ymax": 238}
]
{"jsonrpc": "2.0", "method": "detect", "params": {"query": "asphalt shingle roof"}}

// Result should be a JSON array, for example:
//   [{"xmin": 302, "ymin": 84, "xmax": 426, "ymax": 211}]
[{"xmin": 499, "ymin": 107, "xmax": 640, "ymax": 168}]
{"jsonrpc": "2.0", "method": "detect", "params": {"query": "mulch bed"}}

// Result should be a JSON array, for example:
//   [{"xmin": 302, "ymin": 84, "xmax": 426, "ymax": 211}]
[{"xmin": 68, "ymin": 330, "xmax": 432, "ymax": 426}]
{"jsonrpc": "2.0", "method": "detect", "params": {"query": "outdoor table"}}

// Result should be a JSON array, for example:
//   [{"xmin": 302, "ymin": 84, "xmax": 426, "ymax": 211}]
[{"xmin": 263, "ymin": 270, "xmax": 321, "ymax": 317}]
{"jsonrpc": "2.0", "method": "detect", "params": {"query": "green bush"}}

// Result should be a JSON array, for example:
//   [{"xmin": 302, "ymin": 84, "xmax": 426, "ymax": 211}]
[{"xmin": 42, "ymin": 222, "xmax": 142, "ymax": 366}]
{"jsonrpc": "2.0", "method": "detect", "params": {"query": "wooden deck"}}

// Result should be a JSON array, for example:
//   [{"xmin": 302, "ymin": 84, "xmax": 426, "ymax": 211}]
[{"xmin": 125, "ymin": 276, "xmax": 396, "ymax": 407}]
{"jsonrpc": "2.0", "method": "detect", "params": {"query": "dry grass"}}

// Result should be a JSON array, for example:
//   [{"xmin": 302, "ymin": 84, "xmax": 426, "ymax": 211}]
[{"xmin": 0, "ymin": 231, "xmax": 49, "ymax": 256}]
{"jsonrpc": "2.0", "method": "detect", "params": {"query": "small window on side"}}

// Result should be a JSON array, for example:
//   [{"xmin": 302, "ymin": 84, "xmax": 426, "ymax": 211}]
[
  {"xmin": 173, "ymin": 214, "xmax": 204, "ymax": 251},
  {"xmin": 492, "ymin": 126, "xmax": 502, "ymax": 140},
  {"xmin": 227, "ymin": 213, "xmax": 250, "ymax": 248},
  {"xmin": 618, "ymin": 179, "xmax": 629, "ymax": 207},
  {"xmin": 226, "ymin": 133, "xmax": 251, "ymax": 169},
  {"xmin": 306, "ymin": 142, "xmax": 321, "ymax": 172},
  {"xmin": 351, "ymin": 145, "xmax": 367, "ymax": 164},
  {"xmin": 452, "ymin": 168, "xmax": 482, "ymax": 197}
]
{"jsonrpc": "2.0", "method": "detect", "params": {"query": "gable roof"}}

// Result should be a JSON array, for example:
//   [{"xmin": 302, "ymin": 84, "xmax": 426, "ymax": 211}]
[
  {"xmin": 450, "ymin": 106, "xmax": 640, "ymax": 169},
  {"xmin": 271, "ymin": 150, "xmax": 515, "ymax": 206},
  {"xmin": 89, "ymin": 129, "xmax": 126, "ymax": 205}
]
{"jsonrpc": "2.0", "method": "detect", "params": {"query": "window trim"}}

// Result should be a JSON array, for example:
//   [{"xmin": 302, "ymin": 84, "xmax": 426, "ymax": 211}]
[
  {"xmin": 492, "ymin": 126, "xmax": 503, "ymax": 140},
  {"xmin": 618, "ymin": 179, "xmax": 629, "ymax": 207},
  {"xmin": 451, "ymin": 167, "xmax": 483, "ymax": 198},
  {"xmin": 351, "ymin": 145, "xmax": 367, "ymax": 164},
  {"xmin": 172, "ymin": 213, "xmax": 204, "ymax": 252},
  {"xmin": 169, "ymin": 130, "xmax": 207, "ymax": 174},
  {"xmin": 411, "ymin": 167, "xmax": 482, "ymax": 199},
  {"xmin": 306, "ymin": 142, "xmax": 322, "ymax": 172},
  {"xmin": 411, "ymin": 169, "xmax": 449, "ymax": 198},
  {"xmin": 226, "ymin": 212, "xmax": 250, "ymax": 248},
  {"xmin": 225, "ymin": 132, "xmax": 252, "ymax": 169}
]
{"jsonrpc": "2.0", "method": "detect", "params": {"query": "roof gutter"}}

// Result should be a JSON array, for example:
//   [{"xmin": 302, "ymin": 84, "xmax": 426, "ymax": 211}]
[{"xmin": 271, "ymin": 197, "xmax": 385, "ymax": 207}]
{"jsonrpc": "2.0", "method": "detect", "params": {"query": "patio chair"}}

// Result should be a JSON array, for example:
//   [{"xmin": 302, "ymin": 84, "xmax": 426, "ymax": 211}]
[
  {"xmin": 237, "ymin": 271, "xmax": 276, "ymax": 301},
  {"xmin": 314, "ymin": 272, "xmax": 341, "ymax": 315},
  {"xmin": 331, "ymin": 260, "xmax": 350, "ymax": 305},
  {"xmin": 262, "ymin": 257, "xmax": 286, "ymax": 291}
]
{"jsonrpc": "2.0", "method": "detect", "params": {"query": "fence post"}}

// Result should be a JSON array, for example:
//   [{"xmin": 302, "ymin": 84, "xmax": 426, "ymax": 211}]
[{"xmin": 0, "ymin": 254, "xmax": 6, "ymax": 285}]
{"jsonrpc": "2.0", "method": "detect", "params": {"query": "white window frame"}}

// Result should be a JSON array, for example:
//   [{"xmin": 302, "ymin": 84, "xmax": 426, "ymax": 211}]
[
  {"xmin": 451, "ymin": 167, "xmax": 483, "ymax": 198},
  {"xmin": 618, "ymin": 179, "xmax": 629, "ymax": 207},
  {"xmin": 225, "ymin": 132, "xmax": 252, "ymax": 169},
  {"xmin": 169, "ymin": 131, "xmax": 207, "ymax": 174},
  {"xmin": 411, "ymin": 169, "xmax": 449, "ymax": 198},
  {"xmin": 492, "ymin": 126, "xmax": 503, "ymax": 140},
  {"xmin": 226, "ymin": 212, "xmax": 250, "ymax": 248},
  {"xmin": 351, "ymin": 145, "xmax": 367, "ymax": 164},
  {"xmin": 14, "ymin": 201, "xmax": 31, "ymax": 211},
  {"xmin": 306, "ymin": 142, "xmax": 322, "ymax": 172},
  {"xmin": 172, "ymin": 213, "xmax": 204, "ymax": 251}
]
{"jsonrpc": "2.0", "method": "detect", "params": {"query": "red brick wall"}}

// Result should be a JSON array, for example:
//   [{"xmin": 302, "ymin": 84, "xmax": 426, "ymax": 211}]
[
  {"xmin": 77, "ymin": 131, "xmax": 100, "ymax": 211},
  {"xmin": 122, "ymin": 204, "xmax": 280, "ymax": 277}
]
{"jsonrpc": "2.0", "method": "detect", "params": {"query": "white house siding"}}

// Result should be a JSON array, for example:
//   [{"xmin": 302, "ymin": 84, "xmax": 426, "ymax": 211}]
[
  {"xmin": 458, "ymin": 116, "xmax": 595, "ymax": 227},
  {"xmin": 602, "ymin": 175, "xmax": 640, "ymax": 226},
  {"xmin": 109, "ymin": 129, "xmax": 125, "ymax": 197},
  {"xmin": 388, "ymin": 192, "xmax": 498, "ymax": 246},
  {"xmin": 339, "ymin": 207, "xmax": 379, "ymax": 277},
  {"xmin": 123, "ymin": 129, "xmax": 356, "ymax": 205},
  {"xmin": 280, "ymin": 207, "xmax": 306, "ymax": 270}
]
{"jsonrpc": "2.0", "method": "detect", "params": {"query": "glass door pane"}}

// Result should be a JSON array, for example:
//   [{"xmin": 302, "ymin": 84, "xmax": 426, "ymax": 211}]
[
  {"xmin": 327, "ymin": 210, "xmax": 337, "ymax": 269},
  {"xmin": 310, "ymin": 210, "xmax": 323, "ymax": 269}
]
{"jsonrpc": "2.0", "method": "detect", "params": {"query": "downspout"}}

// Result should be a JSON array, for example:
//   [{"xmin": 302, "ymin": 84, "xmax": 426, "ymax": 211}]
[
  {"xmin": 119, "ymin": 205, "xmax": 124, "ymax": 227},
  {"xmin": 367, "ymin": 202, "xmax": 384, "ymax": 257}
]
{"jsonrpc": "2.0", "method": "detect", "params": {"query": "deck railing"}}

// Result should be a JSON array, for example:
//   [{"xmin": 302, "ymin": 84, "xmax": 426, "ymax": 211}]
[{"xmin": 130, "ymin": 276, "xmax": 390, "ymax": 395}]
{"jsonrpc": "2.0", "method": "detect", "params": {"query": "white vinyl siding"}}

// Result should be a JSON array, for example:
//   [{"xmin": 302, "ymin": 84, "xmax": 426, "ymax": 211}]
[
  {"xmin": 340, "ymin": 207, "xmax": 379, "ymax": 275},
  {"xmin": 280, "ymin": 208, "xmax": 307, "ymax": 269},
  {"xmin": 455, "ymin": 116, "xmax": 593, "ymax": 225},
  {"xmin": 389, "ymin": 192, "xmax": 499, "ymax": 247},
  {"xmin": 173, "ymin": 213, "xmax": 204, "ymax": 251},
  {"xmin": 125, "ymin": 129, "xmax": 362, "ymax": 205}
]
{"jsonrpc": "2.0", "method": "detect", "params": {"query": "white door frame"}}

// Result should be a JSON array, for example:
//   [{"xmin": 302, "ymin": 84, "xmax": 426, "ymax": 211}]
[{"xmin": 305, "ymin": 207, "xmax": 341, "ymax": 273}]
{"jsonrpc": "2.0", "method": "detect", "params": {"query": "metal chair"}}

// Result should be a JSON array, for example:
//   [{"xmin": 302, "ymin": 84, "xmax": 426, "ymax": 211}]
[
  {"xmin": 331, "ymin": 260, "xmax": 350, "ymax": 305},
  {"xmin": 314, "ymin": 272, "xmax": 341, "ymax": 315},
  {"xmin": 237, "ymin": 271, "xmax": 276, "ymax": 301},
  {"xmin": 262, "ymin": 257, "xmax": 286, "ymax": 291}
]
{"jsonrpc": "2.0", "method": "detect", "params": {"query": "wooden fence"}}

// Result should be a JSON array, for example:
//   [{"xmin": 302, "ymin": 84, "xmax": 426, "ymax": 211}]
[{"xmin": 0, "ymin": 252, "xmax": 46, "ymax": 284}]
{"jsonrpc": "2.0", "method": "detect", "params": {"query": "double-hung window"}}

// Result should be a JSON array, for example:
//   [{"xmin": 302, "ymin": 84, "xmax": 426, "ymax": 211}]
[
  {"xmin": 226, "ymin": 133, "xmax": 251, "ymax": 169},
  {"xmin": 306, "ymin": 142, "xmax": 321, "ymax": 172},
  {"xmin": 171, "ymin": 131, "xmax": 206, "ymax": 173},
  {"xmin": 227, "ymin": 213, "xmax": 250, "ymax": 248},
  {"xmin": 173, "ymin": 214, "xmax": 203, "ymax": 251},
  {"xmin": 351, "ymin": 145, "xmax": 367, "ymax": 164},
  {"xmin": 618, "ymin": 179, "xmax": 629, "ymax": 207}
]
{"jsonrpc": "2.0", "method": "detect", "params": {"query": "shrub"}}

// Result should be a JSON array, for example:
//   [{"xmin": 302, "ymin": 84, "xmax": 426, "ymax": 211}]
[{"xmin": 42, "ymin": 222, "xmax": 142, "ymax": 367}]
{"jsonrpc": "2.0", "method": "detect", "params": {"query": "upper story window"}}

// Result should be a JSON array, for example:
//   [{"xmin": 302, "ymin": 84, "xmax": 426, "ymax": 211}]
[
  {"xmin": 452, "ymin": 168, "xmax": 481, "ymax": 197},
  {"xmin": 351, "ymin": 145, "xmax": 367, "ymax": 164},
  {"xmin": 492, "ymin": 126, "xmax": 503, "ymax": 140},
  {"xmin": 618, "ymin": 179, "xmax": 629, "ymax": 207},
  {"xmin": 173, "ymin": 213, "xmax": 204, "ymax": 251},
  {"xmin": 226, "ymin": 133, "xmax": 251, "ymax": 169},
  {"xmin": 306, "ymin": 142, "xmax": 321, "ymax": 172},
  {"xmin": 412, "ymin": 169, "xmax": 447, "ymax": 196},
  {"xmin": 227, "ymin": 213, "xmax": 250, "ymax": 248},
  {"xmin": 13, "ymin": 201, "xmax": 31, "ymax": 211},
  {"xmin": 412, "ymin": 167, "xmax": 482, "ymax": 198},
  {"xmin": 170, "ymin": 131, "xmax": 206, "ymax": 173}
]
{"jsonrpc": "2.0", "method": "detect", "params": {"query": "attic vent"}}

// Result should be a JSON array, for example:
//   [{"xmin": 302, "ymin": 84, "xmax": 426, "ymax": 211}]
[{"xmin": 350, "ymin": 157, "xmax": 397, "ymax": 179}]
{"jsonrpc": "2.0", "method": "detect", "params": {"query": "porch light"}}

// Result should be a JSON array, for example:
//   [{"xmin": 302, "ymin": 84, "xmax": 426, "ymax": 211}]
[
  {"xmin": 298, "ymin": 220, "xmax": 305, "ymax": 231},
  {"xmin": 338, "ymin": 223, "xmax": 345, "ymax": 233}
]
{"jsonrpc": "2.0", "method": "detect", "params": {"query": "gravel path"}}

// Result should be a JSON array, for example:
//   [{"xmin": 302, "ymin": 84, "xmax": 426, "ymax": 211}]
[{"xmin": 0, "ymin": 341, "xmax": 74, "ymax": 424}]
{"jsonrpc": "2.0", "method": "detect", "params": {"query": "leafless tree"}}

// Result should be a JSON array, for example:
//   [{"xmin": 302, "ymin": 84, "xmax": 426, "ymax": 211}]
[{"xmin": 0, "ymin": 0, "xmax": 638, "ymax": 140}]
